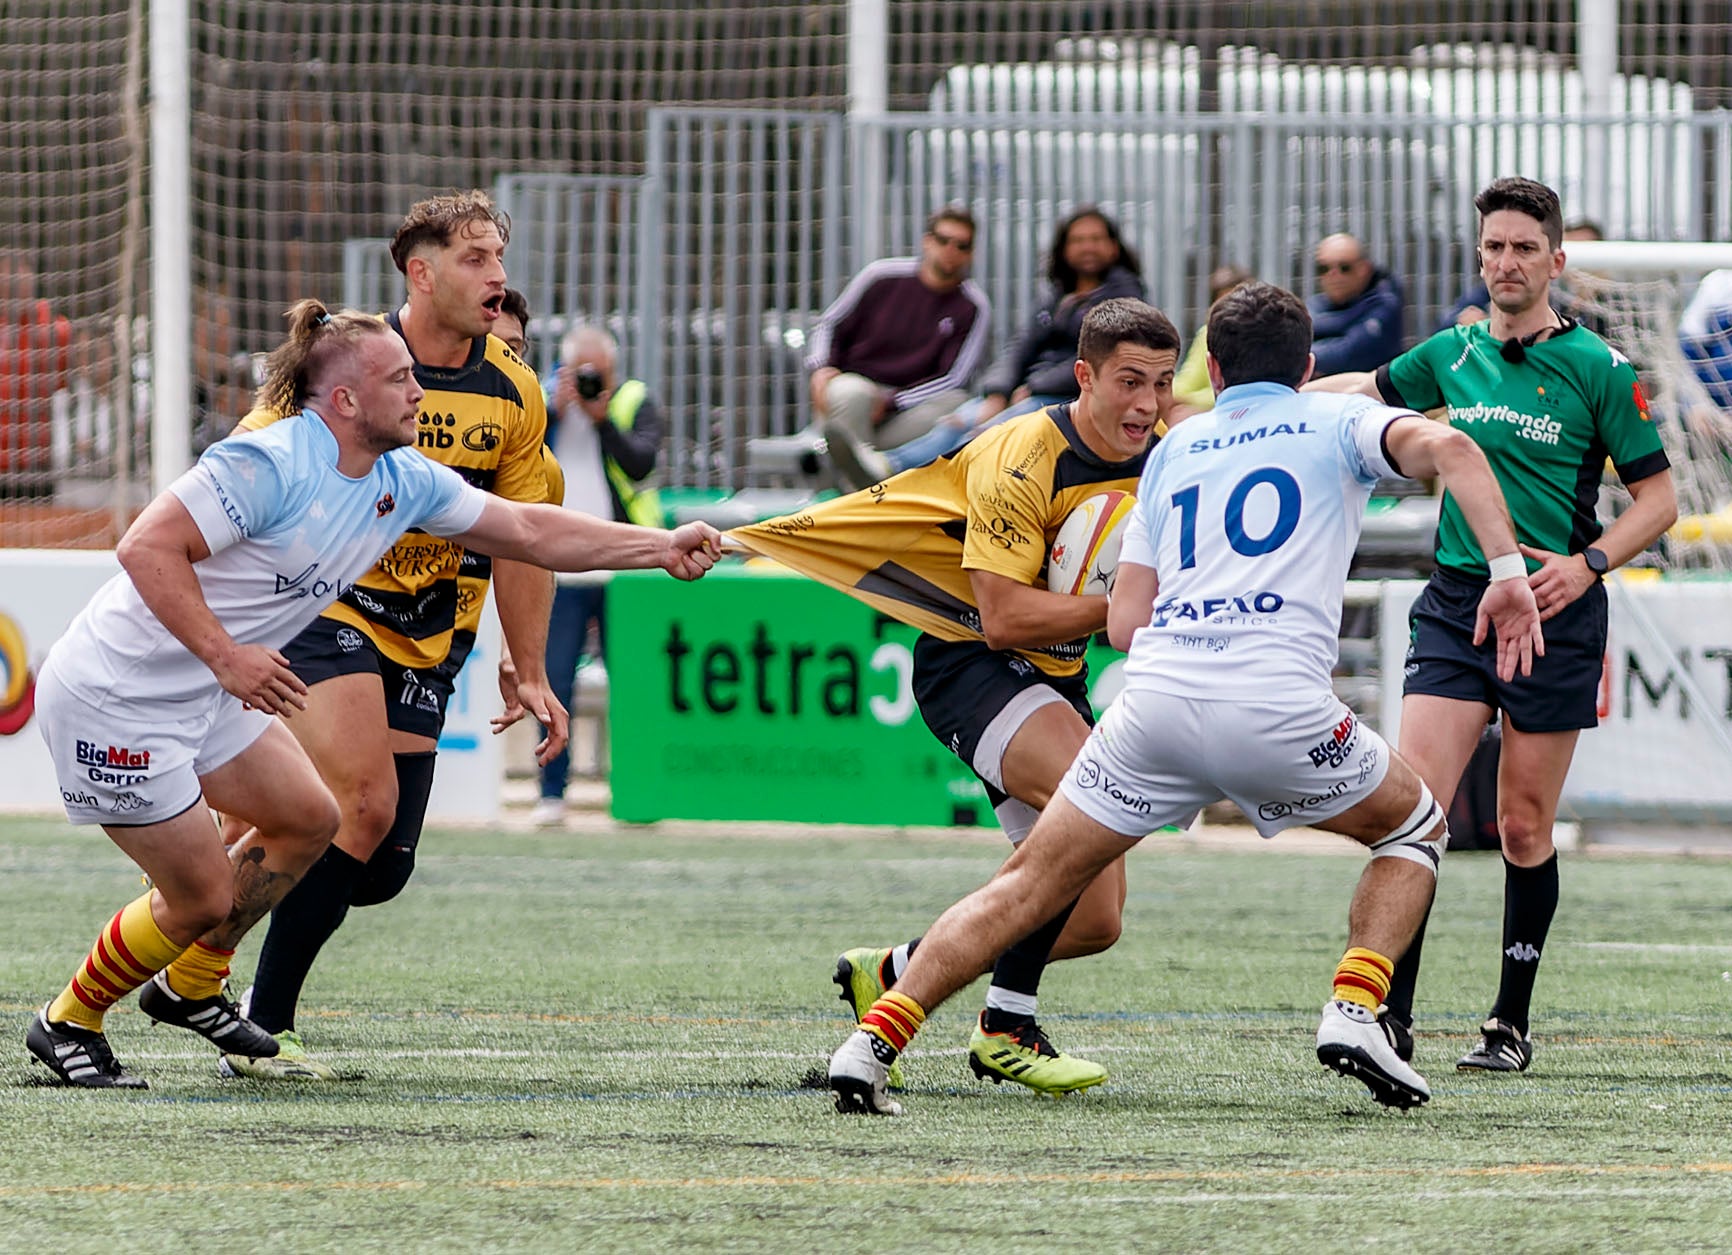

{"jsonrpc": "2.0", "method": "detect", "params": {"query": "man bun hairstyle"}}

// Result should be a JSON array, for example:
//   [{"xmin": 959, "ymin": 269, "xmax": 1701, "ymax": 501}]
[
  {"xmin": 1076, "ymin": 297, "xmax": 1180, "ymax": 370},
  {"xmin": 389, "ymin": 189, "xmax": 512, "ymax": 275},
  {"xmin": 1207, "ymin": 281, "xmax": 1313, "ymax": 389},
  {"xmin": 1475, "ymin": 176, "xmax": 1564, "ymax": 250},
  {"xmin": 254, "ymin": 299, "xmax": 389, "ymax": 414}
]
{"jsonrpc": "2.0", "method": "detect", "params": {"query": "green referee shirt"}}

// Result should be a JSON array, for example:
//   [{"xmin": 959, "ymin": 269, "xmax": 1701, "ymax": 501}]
[{"xmin": 1377, "ymin": 320, "xmax": 1670, "ymax": 577}]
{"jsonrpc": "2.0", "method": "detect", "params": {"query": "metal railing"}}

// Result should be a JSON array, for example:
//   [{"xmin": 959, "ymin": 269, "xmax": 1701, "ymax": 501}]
[
  {"xmin": 347, "ymin": 107, "xmax": 1732, "ymax": 494},
  {"xmin": 634, "ymin": 107, "xmax": 1732, "ymax": 492}
]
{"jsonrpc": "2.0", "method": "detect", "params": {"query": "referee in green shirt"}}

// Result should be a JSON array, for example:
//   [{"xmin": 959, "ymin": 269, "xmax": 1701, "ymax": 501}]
[{"xmin": 1308, "ymin": 177, "xmax": 1677, "ymax": 1074}]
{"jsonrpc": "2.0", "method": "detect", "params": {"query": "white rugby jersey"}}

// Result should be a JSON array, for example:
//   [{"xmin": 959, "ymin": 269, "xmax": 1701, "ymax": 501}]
[
  {"xmin": 49, "ymin": 410, "xmax": 488, "ymax": 704},
  {"xmin": 1118, "ymin": 382, "xmax": 1411, "ymax": 698}
]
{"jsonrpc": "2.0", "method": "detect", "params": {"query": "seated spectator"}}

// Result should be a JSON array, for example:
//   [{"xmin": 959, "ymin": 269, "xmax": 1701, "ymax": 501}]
[
  {"xmin": 1308, "ymin": 233, "xmax": 1403, "ymax": 375},
  {"xmin": 826, "ymin": 206, "xmax": 1142, "ymax": 488},
  {"xmin": 1441, "ymin": 218, "xmax": 1604, "ymax": 330},
  {"xmin": 1169, "ymin": 263, "xmax": 1255, "ymax": 423},
  {"xmin": 806, "ymin": 206, "xmax": 990, "ymax": 481}
]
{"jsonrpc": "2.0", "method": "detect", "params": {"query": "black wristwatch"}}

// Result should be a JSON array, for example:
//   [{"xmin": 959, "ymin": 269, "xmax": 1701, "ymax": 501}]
[{"xmin": 1582, "ymin": 545, "xmax": 1609, "ymax": 579}]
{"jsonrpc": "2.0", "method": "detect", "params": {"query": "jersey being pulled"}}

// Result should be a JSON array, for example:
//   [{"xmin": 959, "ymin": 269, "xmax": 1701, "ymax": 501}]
[
  {"xmin": 238, "ymin": 316, "xmax": 549, "ymax": 669},
  {"xmin": 51, "ymin": 411, "xmax": 487, "ymax": 705},
  {"xmin": 730, "ymin": 404, "xmax": 1148, "ymax": 677},
  {"xmin": 1118, "ymin": 383, "xmax": 1405, "ymax": 699},
  {"xmin": 1380, "ymin": 320, "xmax": 1669, "ymax": 576}
]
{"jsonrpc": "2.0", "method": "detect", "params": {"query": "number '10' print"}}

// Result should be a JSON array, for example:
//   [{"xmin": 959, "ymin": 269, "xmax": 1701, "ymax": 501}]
[{"xmin": 1169, "ymin": 467, "xmax": 1302, "ymax": 570}]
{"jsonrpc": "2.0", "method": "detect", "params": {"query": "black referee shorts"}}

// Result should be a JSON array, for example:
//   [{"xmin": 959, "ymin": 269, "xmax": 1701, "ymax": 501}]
[{"xmin": 1402, "ymin": 566, "xmax": 1606, "ymax": 733}]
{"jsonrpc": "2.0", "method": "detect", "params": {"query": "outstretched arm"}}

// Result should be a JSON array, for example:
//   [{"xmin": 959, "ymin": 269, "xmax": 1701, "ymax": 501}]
[
  {"xmin": 1301, "ymin": 370, "xmax": 1381, "ymax": 397},
  {"xmin": 450, "ymin": 499, "xmax": 723, "ymax": 582}
]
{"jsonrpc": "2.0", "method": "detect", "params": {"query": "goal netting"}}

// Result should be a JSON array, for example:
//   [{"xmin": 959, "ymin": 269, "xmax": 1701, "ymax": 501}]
[
  {"xmin": 1562, "ymin": 240, "xmax": 1732, "ymax": 573},
  {"xmin": 1543, "ymin": 239, "xmax": 1732, "ymax": 828},
  {"xmin": 0, "ymin": 1, "xmax": 138, "ymax": 548}
]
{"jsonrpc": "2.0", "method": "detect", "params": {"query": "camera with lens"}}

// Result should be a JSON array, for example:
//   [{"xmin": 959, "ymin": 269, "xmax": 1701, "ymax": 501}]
[{"xmin": 574, "ymin": 366, "xmax": 606, "ymax": 400}]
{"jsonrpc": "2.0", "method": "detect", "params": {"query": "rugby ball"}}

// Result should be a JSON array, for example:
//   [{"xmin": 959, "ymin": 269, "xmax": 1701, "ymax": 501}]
[{"xmin": 1046, "ymin": 491, "xmax": 1136, "ymax": 595}]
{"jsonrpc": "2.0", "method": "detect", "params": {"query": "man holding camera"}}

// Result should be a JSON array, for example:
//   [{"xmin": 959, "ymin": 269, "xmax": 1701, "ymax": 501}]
[{"xmin": 532, "ymin": 322, "xmax": 663, "ymax": 824}]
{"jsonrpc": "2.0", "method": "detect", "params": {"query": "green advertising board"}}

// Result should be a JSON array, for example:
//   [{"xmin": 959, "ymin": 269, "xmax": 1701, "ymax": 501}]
[{"xmin": 607, "ymin": 565, "xmax": 1127, "ymax": 827}]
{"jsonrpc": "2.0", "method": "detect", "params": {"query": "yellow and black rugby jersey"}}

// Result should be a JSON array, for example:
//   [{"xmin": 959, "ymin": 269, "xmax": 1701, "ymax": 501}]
[
  {"xmin": 731, "ymin": 404, "xmax": 1150, "ymax": 677},
  {"xmin": 238, "ymin": 316, "xmax": 549, "ymax": 670}
]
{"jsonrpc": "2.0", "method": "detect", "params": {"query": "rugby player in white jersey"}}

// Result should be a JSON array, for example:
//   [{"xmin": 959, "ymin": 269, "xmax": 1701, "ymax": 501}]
[
  {"xmin": 828, "ymin": 281, "xmax": 1544, "ymax": 1116},
  {"xmin": 26, "ymin": 302, "xmax": 720, "ymax": 1088}
]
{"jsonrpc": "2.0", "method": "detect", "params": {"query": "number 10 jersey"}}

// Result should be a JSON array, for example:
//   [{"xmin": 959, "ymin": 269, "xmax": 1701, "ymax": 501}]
[{"xmin": 1118, "ymin": 381, "xmax": 1409, "ymax": 698}]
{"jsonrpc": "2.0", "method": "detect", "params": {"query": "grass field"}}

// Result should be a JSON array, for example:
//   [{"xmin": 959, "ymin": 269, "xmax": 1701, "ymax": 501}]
[{"xmin": 2, "ymin": 813, "xmax": 1730, "ymax": 1253}]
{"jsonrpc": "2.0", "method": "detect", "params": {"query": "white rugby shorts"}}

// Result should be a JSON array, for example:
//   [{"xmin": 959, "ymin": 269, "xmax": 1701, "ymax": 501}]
[
  {"xmin": 1060, "ymin": 686, "xmax": 1391, "ymax": 840},
  {"xmin": 35, "ymin": 657, "xmax": 274, "ymax": 827}
]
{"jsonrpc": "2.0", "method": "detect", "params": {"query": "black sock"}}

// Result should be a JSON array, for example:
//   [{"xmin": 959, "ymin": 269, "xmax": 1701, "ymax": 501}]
[
  {"xmin": 1488, "ymin": 853, "xmax": 1559, "ymax": 1035},
  {"xmin": 1383, "ymin": 909, "xmax": 1429, "ymax": 1026},
  {"xmin": 246, "ymin": 845, "xmax": 366, "ymax": 1035},
  {"xmin": 980, "ymin": 897, "xmax": 1080, "ymax": 1032}
]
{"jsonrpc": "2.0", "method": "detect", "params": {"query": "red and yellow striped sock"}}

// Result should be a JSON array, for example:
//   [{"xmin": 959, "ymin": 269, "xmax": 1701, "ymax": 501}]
[
  {"xmin": 1332, "ymin": 946, "xmax": 1394, "ymax": 1013},
  {"xmin": 860, "ymin": 990, "xmax": 926, "ymax": 1055},
  {"xmin": 163, "ymin": 940, "xmax": 236, "ymax": 1001},
  {"xmin": 47, "ymin": 892, "xmax": 187, "ymax": 1032}
]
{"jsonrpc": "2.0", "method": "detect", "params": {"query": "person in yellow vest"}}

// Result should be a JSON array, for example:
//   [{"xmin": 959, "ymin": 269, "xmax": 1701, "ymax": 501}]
[{"xmin": 533, "ymin": 322, "xmax": 663, "ymax": 824}]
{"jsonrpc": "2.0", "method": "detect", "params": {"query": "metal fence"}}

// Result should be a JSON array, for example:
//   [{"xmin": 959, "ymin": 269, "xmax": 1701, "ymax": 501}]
[{"xmin": 618, "ymin": 106, "xmax": 1732, "ymax": 492}]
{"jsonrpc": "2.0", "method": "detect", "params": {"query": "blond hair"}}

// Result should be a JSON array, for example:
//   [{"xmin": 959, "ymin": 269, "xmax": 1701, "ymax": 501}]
[{"xmin": 253, "ymin": 299, "xmax": 391, "ymax": 414}]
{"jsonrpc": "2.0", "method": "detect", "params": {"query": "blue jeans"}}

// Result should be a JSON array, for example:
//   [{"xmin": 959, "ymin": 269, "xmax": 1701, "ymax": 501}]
[
  {"xmin": 539, "ymin": 583, "xmax": 606, "ymax": 799},
  {"xmin": 883, "ymin": 394, "xmax": 1065, "ymax": 473}
]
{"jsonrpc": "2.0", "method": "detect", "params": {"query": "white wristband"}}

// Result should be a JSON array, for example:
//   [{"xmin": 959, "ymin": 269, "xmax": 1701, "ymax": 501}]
[{"xmin": 1487, "ymin": 553, "xmax": 1527, "ymax": 582}]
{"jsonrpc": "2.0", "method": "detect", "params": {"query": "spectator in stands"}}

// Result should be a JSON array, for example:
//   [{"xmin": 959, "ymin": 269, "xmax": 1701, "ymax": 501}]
[
  {"xmin": 825, "ymin": 206, "xmax": 1142, "ymax": 488},
  {"xmin": 806, "ymin": 206, "xmax": 990, "ymax": 484},
  {"xmin": 533, "ymin": 321, "xmax": 663, "ymax": 826},
  {"xmin": 1169, "ymin": 263, "xmax": 1255, "ymax": 423},
  {"xmin": 0, "ymin": 247, "xmax": 71, "ymax": 499},
  {"xmin": 1309, "ymin": 233, "xmax": 1404, "ymax": 375},
  {"xmin": 1441, "ymin": 219, "xmax": 1604, "ymax": 330}
]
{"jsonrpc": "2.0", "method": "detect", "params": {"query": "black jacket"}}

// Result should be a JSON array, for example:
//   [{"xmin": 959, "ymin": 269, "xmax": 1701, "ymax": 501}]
[{"xmin": 977, "ymin": 264, "xmax": 1147, "ymax": 399}]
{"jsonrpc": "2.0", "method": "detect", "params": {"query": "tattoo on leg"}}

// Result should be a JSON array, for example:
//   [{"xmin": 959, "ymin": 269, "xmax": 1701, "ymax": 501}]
[{"xmin": 207, "ymin": 843, "xmax": 301, "ymax": 949}]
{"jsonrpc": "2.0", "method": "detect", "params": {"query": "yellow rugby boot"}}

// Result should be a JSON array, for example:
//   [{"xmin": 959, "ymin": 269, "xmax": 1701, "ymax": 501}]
[{"xmin": 967, "ymin": 1013, "xmax": 1108, "ymax": 1094}]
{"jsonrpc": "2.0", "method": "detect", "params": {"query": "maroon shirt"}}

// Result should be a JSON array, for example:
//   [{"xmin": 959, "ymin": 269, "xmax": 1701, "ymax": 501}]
[{"xmin": 805, "ymin": 258, "xmax": 990, "ymax": 411}]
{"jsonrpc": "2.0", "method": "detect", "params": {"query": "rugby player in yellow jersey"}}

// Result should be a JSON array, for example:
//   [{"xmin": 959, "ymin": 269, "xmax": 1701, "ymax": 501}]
[
  {"xmin": 198, "ymin": 192, "xmax": 563, "ymax": 1081},
  {"xmin": 732, "ymin": 297, "xmax": 1177, "ymax": 1094}
]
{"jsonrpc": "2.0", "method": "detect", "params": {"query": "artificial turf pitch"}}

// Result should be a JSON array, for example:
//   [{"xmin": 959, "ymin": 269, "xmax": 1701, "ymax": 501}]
[{"xmin": 1, "ymin": 814, "xmax": 1729, "ymax": 1252}]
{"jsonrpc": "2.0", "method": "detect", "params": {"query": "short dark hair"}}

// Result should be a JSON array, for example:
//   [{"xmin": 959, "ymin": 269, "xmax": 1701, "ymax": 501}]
[
  {"xmin": 924, "ymin": 204, "xmax": 976, "ymax": 239},
  {"xmin": 1046, "ymin": 206, "xmax": 1141, "ymax": 292},
  {"xmin": 389, "ymin": 190, "xmax": 512, "ymax": 275},
  {"xmin": 1207, "ymin": 282, "xmax": 1313, "ymax": 389},
  {"xmin": 500, "ymin": 287, "xmax": 530, "ymax": 325},
  {"xmin": 1475, "ymin": 177, "xmax": 1564, "ymax": 250},
  {"xmin": 1076, "ymin": 297, "xmax": 1180, "ymax": 370}
]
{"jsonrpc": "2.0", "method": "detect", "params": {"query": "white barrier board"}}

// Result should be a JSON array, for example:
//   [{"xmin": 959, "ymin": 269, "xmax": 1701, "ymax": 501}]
[
  {"xmin": 1379, "ymin": 575, "xmax": 1732, "ymax": 818},
  {"xmin": 0, "ymin": 549, "xmax": 499, "ymax": 824}
]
